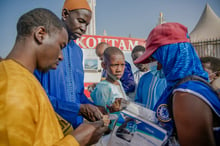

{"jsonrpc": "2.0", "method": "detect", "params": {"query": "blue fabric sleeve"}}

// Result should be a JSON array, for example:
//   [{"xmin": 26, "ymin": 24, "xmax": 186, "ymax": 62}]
[
  {"xmin": 90, "ymin": 82, "xmax": 115, "ymax": 108},
  {"xmin": 120, "ymin": 61, "xmax": 135, "ymax": 93},
  {"xmin": 101, "ymin": 69, "xmax": 107, "ymax": 78},
  {"xmin": 80, "ymin": 93, "xmax": 94, "ymax": 104},
  {"xmin": 34, "ymin": 70, "xmax": 81, "ymax": 113},
  {"xmin": 90, "ymin": 86, "xmax": 111, "ymax": 108},
  {"xmin": 34, "ymin": 41, "xmax": 90, "ymax": 128},
  {"xmin": 34, "ymin": 69, "xmax": 82, "ymax": 127},
  {"xmin": 134, "ymin": 75, "xmax": 144, "ymax": 103}
]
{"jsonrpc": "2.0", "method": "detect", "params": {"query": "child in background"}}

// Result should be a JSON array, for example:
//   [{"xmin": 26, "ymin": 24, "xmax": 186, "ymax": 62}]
[
  {"xmin": 129, "ymin": 45, "xmax": 150, "ymax": 101},
  {"xmin": 131, "ymin": 45, "xmax": 149, "ymax": 85},
  {"xmin": 91, "ymin": 47, "xmax": 128, "ymax": 113}
]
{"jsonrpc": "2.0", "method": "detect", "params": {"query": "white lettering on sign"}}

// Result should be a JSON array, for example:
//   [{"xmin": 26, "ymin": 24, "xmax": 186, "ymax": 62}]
[
  {"xmin": 76, "ymin": 35, "xmax": 145, "ymax": 51},
  {"xmin": 86, "ymin": 37, "xmax": 96, "ymax": 48},
  {"xmin": 119, "ymin": 39, "xmax": 127, "ymax": 50},
  {"xmin": 128, "ymin": 40, "xmax": 139, "ymax": 50},
  {"xmin": 108, "ymin": 39, "xmax": 118, "ymax": 47},
  {"xmin": 76, "ymin": 36, "xmax": 86, "ymax": 48}
]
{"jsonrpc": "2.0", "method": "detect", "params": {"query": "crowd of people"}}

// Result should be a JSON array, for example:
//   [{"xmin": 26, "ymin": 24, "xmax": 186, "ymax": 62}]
[{"xmin": 0, "ymin": 0, "xmax": 220, "ymax": 146}]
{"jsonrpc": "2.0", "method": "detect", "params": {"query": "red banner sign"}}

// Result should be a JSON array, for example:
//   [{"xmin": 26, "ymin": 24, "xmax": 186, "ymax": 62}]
[{"xmin": 76, "ymin": 35, "xmax": 146, "ymax": 51}]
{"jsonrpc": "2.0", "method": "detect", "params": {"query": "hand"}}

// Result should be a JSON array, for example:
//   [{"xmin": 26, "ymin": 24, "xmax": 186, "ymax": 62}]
[
  {"xmin": 107, "ymin": 98, "xmax": 129, "ymax": 113},
  {"xmin": 107, "ymin": 98, "xmax": 121, "ymax": 113},
  {"xmin": 71, "ymin": 120, "xmax": 109, "ymax": 146},
  {"xmin": 80, "ymin": 104, "xmax": 103, "ymax": 121},
  {"xmin": 96, "ymin": 105, "xmax": 108, "ymax": 115},
  {"xmin": 87, "ymin": 83, "xmax": 97, "ymax": 92}
]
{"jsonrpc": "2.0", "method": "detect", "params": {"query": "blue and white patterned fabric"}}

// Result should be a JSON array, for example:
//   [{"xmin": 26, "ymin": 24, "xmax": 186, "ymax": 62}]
[
  {"xmin": 152, "ymin": 42, "xmax": 220, "ymax": 132},
  {"xmin": 135, "ymin": 70, "xmax": 167, "ymax": 110}
]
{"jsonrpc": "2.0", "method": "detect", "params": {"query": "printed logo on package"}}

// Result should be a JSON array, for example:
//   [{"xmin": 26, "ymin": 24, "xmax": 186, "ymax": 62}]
[{"xmin": 156, "ymin": 104, "xmax": 171, "ymax": 122}]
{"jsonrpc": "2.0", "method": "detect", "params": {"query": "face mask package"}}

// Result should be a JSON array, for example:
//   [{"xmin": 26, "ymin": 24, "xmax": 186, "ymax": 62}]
[{"xmin": 107, "ymin": 102, "xmax": 169, "ymax": 146}]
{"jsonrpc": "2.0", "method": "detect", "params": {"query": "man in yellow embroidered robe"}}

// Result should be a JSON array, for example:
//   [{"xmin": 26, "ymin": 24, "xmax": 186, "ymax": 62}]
[{"xmin": 0, "ymin": 8, "xmax": 108, "ymax": 146}]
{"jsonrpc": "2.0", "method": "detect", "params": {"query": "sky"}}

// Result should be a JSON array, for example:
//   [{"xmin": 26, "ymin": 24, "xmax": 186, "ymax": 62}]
[{"xmin": 0, "ymin": 0, "xmax": 220, "ymax": 58}]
